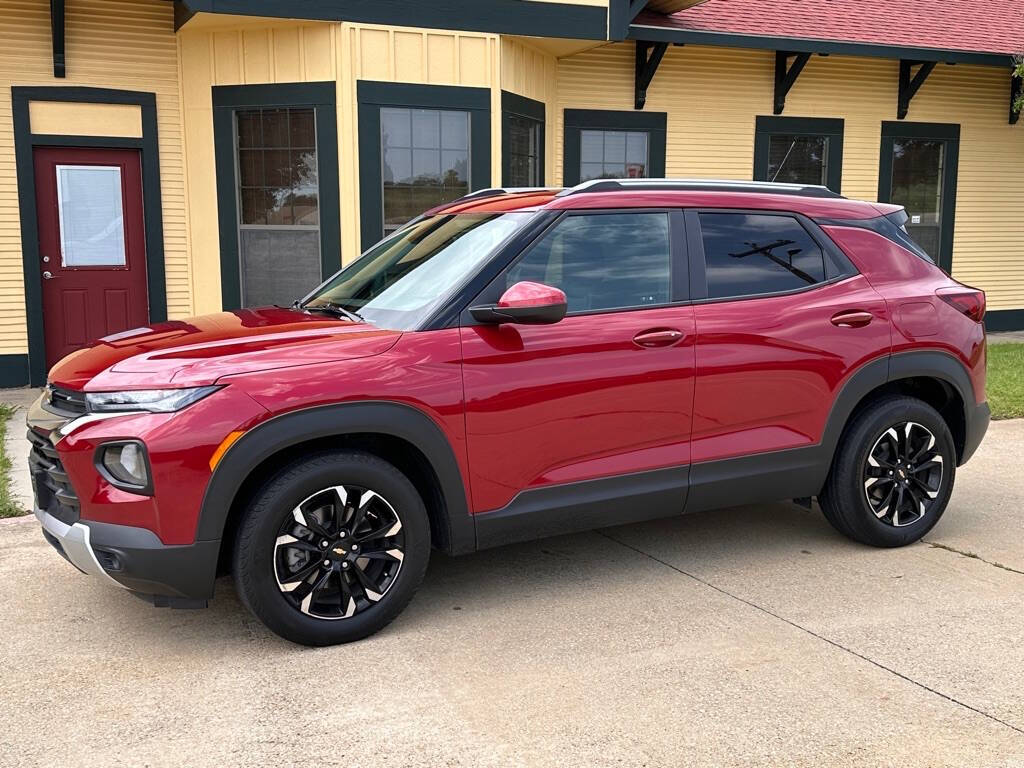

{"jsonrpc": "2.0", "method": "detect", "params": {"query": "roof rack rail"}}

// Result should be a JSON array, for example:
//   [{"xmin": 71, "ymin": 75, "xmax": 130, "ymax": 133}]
[
  {"xmin": 556, "ymin": 178, "xmax": 843, "ymax": 199},
  {"xmin": 458, "ymin": 186, "xmax": 557, "ymax": 202}
]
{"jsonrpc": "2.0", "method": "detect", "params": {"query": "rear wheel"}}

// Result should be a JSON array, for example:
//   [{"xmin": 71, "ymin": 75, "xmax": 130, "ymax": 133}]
[
  {"xmin": 820, "ymin": 396, "xmax": 955, "ymax": 547},
  {"xmin": 233, "ymin": 451, "xmax": 430, "ymax": 646}
]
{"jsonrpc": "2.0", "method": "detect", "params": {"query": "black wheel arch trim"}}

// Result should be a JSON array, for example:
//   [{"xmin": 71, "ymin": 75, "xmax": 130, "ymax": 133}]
[{"xmin": 196, "ymin": 401, "xmax": 475, "ymax": 555}]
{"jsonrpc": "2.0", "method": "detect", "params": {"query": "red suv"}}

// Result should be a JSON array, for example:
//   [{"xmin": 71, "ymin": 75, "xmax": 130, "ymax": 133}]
[{"xmin": 28, "ymin": 180, "xmax": 989, "ymax": 645}]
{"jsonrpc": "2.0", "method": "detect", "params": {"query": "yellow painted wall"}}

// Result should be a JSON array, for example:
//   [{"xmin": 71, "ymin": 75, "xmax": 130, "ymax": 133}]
[
  {"xmin": 0, "ymin": 0, "xmax": 186, "ymax": 357},
  {"xmin": 28, "ymin": 101, "xmax": 143, "ymax": 139},
  {"xmin": 554, "ymin": 43, "xmax": 1024, "ymax": 310}
]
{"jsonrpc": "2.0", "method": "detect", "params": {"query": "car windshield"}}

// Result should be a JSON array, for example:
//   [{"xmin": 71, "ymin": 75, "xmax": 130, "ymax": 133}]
[{"xmin": 302, "ymin": 212, "xmax": 532, "ymax": 330}]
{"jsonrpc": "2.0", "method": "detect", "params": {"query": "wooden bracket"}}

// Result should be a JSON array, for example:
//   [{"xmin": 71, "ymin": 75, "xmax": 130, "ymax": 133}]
[
  {"xmin": 635, "ymin": 40, "xmax": 668, "ymax": 110},
  {"xmin": 50, "ymin": 0, "xmax": 65, "ymax": 78},
  {"xmin": 898, "ymin": 59, "xmax": 937, "ymax": 119},
  {"xmin": 774, "ymin": 51, "xmax": 811, "ymax": 115}
]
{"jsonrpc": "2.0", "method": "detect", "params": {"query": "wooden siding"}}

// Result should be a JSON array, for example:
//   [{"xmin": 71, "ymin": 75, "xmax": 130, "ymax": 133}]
[
  {"xmin": 0, "ymin": 0, "xmax": 185, "ymax": 356},
  {"xmin": 554, "ymin": 43, "xmax": 1024, "ymax": 310}
]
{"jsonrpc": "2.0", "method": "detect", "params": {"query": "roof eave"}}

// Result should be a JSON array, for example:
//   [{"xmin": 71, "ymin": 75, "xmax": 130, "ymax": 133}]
[{"xmin": 627, "ymin": 24, "xmax": 1016, "ymax": 67}]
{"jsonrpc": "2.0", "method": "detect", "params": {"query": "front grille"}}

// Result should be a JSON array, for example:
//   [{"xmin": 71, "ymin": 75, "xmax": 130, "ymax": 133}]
[
  {"xmin": 28, "ymin": 428, "xmax": 80, "ymax": 525},
  {"xmin": 45, "ymin": 386, "xmax": 87, "ymax": 418}
]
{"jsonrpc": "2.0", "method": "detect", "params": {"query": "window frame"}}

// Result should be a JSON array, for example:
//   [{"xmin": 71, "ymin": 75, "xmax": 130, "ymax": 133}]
[
  {"xmin": 501, "ymin": 90, "xmax": 545, "ymax": 187},
  {"xmin": 563, "ymin": 109, "xmax": 667, "ymax": 186},
  {"xmin": 877, "ymin": 121, "xmax": 960, "ymax": 274},
  {"xmin": 462, "ymin": 207, "xmax": 688, "ymax": 323},
  {"xmin": 357, "ymin": 81, "xmax": 491, "ymax": 251},
  {"xmin": 212, "ymin": 82, "xmax": 340, "ymax": 311},
  {"xmin": 686, "ymin": 207, "xmax": 857, "ymax": 304},
  {"xmin": 753, "ymin": 116, "xmax": 844, "ymax": 194}
]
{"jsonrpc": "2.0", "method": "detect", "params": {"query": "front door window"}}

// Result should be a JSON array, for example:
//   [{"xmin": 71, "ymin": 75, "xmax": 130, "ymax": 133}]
[
  {"xmin": 380, "ymin": 107, "xmax": 470, "ymax": 235},
  {"xmin": 235, "ymin": 107, "xmax": 321, "ymax": 307},
  {"xmin": 55, "ymin": 165, "xmax": 126, "ymax": 266}
]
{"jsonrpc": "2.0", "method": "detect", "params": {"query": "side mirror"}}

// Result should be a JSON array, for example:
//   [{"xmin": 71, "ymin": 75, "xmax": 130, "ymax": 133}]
[{"xmin": 470, "ymin": 281, "xmax": 568, "ymax": 325}]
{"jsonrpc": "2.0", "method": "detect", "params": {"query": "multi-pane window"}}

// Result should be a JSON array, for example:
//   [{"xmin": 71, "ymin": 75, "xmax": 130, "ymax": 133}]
[
  {"xmin": 381, "ymin": 107, "xmax": 470, "ymax": 235},
  {"xmin": 507, "ymin": 212, "xmax": 671, "ymax": 312},
  {"xmin": 235, "ymin": 107, "xmax": 321, "ymax": 307},
  {"xmin": 699, "ymin": 212, "xmax": 825, "ymax": 299},
  {"xmin": 579, "ymin": 130, "xmax": 649, "ymax": 182},
  {"xmin": 766, "ymin": 134, "xmax": 829, "ymax": 186},
  {"xmin": 505, "ymin": 114, "xmax": 542, "ymax": 186}
]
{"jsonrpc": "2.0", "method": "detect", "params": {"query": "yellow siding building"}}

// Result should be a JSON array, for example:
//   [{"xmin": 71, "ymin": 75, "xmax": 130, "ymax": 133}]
[{"xmin": 0, "ymin": 0, "xmax": 1021, "ymax": 385}]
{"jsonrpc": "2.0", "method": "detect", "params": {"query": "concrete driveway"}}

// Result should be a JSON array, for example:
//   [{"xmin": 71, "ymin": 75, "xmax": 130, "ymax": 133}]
[{"xmin": 1, "ymin": 421, "xmax": 1023, "ymax": 767}]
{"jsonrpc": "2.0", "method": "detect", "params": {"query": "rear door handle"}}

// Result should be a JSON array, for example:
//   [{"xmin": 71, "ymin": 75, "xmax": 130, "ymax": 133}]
[
  {"xmin": 633, "ymin": 328, "xmax": 685, "ymax": 347},
  {"xmin": 831, "ymin": 310, "xmax": 873, "ymax": 328}
]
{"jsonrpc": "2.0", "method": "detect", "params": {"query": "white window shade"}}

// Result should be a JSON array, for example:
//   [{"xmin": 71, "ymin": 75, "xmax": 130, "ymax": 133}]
[{"xmin": 56, "ymin": 165, "xmax": 126, "ymax": 267}]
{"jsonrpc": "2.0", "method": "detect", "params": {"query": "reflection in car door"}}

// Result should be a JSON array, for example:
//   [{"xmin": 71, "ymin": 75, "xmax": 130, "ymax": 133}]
[{"xmin": 459, "ymin": 209, "xmax": 697, "ymax": 515}]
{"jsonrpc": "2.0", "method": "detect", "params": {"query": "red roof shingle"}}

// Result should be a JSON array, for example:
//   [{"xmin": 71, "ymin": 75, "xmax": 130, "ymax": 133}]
[{"xmin": 635, "ymin": 0, "xmax": 1024, "ymax": 59}]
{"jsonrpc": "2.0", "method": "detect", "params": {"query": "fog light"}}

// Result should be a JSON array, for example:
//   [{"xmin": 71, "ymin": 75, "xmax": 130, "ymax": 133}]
[{"xmin": 98, "ymin": 441, "xmax": 151, "ymax": 493}]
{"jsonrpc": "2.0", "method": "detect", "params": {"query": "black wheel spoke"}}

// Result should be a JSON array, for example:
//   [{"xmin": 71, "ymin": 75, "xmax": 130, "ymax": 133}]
[
  {"xmin": 864, "ymin": 421, "xmax": 943, "ymax": 528},
  {"xmin": 275, "ymin": 484, "xmax": 406, "ymax": 620}
]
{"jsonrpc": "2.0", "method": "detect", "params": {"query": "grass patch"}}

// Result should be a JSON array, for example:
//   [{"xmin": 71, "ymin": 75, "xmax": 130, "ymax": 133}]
[
  {"xmin": 0, "ymin": 403, "xmax": 27, "ymax": 518},
  {"xmin": 987, "ymin": 342, "xmax": 1024, "ymax": 420}
]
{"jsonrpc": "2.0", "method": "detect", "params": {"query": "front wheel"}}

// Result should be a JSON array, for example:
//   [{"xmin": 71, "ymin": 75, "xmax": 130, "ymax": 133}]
[
  {"xmin": 233, "ymin": 451, "xmax": 430, "ymax": 646},
  {"xmin": 820, "ymin": 396, "xmax": 956, "ymax": 547}
]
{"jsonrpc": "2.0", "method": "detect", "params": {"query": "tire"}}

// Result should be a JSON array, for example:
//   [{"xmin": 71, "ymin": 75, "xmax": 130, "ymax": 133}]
[
  {"xmin": 819, "ymin": 395, "xmax": 956, "ymax": 547},
  {"xmin": 233, "ymin": 450, "xmax": 430, "ymax": 646}
]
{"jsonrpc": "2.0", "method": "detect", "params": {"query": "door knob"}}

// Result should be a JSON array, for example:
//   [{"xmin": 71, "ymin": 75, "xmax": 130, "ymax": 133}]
[{"xmin": 42, "ymin": 271, "xmax": 53, "ymax": 280}]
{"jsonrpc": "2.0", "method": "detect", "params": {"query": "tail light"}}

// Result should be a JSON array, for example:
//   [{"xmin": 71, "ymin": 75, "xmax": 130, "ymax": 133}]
[{"xmin": 936, "ymin": 286, "xmax": 985, "ymax": 323}]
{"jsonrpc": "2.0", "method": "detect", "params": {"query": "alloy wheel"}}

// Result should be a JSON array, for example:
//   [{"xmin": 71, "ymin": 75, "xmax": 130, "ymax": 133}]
[
  {"xmin": 273, "ymin": 485, "xmax": 405, "ymax": 619},
  {"xmin": 863, "ymin": 421, "xmax": 944, "ymax": 527}
]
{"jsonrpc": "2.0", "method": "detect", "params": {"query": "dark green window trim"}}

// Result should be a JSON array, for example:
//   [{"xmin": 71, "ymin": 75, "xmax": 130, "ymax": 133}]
[
  {"xmin": 753, "ymin": 115, "xmax": 844, "ymax": 193},
  {"xmin": 357, "ymin": 81, "xmax": 492, "ymax": 251},
  {"xmin": 212, "ymin": 81, "xmax": 340, "ymax": 311},
  {"xmin": 501, "ymin": 91, "xmax": 545, "ymax": 187},
  {"xmin": 11, "ymin": 85, "xmax": 167, "ymax": 387},
  {"xmin": 174, "ymin": 0, "xmax": 608, "ymax": 41},
  {"xmin": 877, "ymin": 121, "xmax": 960, "ymax": 273},
  {"xmin": 562, "ymin": 109, "xmax": 667, "ymax": 187},
  {"xmin": 625, "ymin": 25, "xmax": 1014, "ymax": 68}
]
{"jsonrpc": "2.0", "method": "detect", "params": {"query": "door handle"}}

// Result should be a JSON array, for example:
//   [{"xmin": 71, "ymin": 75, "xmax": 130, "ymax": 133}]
[
  {"xmin": 633, "ymin": 328, "xmax": 685, "ymax": 347},
  {"xmin": 831, "ymin": 310, "xmax": 873, "ymax": 328},
  {"xmin": 42, "ymin": 271, "xmax": 53, "ymax": 280}
]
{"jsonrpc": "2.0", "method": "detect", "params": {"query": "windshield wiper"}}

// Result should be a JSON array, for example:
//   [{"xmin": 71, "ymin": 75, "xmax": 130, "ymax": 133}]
[{"xmin": 297, "ymin": 301, "xmax": 364, "ymax": 323}]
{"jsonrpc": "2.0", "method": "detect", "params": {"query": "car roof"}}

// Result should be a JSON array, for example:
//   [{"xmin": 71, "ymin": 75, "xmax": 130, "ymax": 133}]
[{"xmin": 428, "ymin": 179, "xmax": 889, "ymax": 221}]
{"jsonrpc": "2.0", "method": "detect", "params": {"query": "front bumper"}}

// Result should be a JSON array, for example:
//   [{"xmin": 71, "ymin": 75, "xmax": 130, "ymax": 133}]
[{"xmin": 36, "ymin": 506, "xmax": 220, "ymax": 606}]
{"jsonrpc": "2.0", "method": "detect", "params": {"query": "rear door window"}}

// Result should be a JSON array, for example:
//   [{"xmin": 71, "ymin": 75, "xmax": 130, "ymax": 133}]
[
  {"xmin": 507, "ymin": 211, "xmax": 672, "ymax": 312},
  {"xmin": 699, "ymin": 212, "xmax": 826, "ymax": 299}
]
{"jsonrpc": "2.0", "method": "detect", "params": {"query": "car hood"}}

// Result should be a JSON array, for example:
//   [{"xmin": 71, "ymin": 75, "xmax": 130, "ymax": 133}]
[{"xmin": 48, "ymin": 306, "xmax": 401, "ymax": 390}]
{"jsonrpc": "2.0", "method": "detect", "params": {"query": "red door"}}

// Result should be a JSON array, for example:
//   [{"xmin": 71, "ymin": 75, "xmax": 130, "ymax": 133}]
[{"xmin": 34, "ymin": 147, "xmax": 149, "ymax": 369}]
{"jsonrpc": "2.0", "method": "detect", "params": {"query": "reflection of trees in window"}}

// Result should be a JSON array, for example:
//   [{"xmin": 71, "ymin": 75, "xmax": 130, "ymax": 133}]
[{"xmin": 381, "ymin": 107, "xmax": 471, "ymax": 233}]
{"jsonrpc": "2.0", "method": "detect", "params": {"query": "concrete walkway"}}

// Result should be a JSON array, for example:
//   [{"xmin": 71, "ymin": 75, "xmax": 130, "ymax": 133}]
[
  {"xmin": 1, "ymin": 413, "xmax": 1023, "ymax": 765},
  {"xmin": 1, "ymin": 386, "xmax": 40, "ymax": 514}
]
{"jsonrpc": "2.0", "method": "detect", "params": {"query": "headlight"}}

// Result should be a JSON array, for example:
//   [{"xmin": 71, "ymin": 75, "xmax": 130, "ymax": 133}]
[
  {"xmin": 97, "ymin": 441, "xmax": 152, "ymax": 494},
  {"xmin": 85, "ymin": 386, "xmax": 220, "ymax": 413}
]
